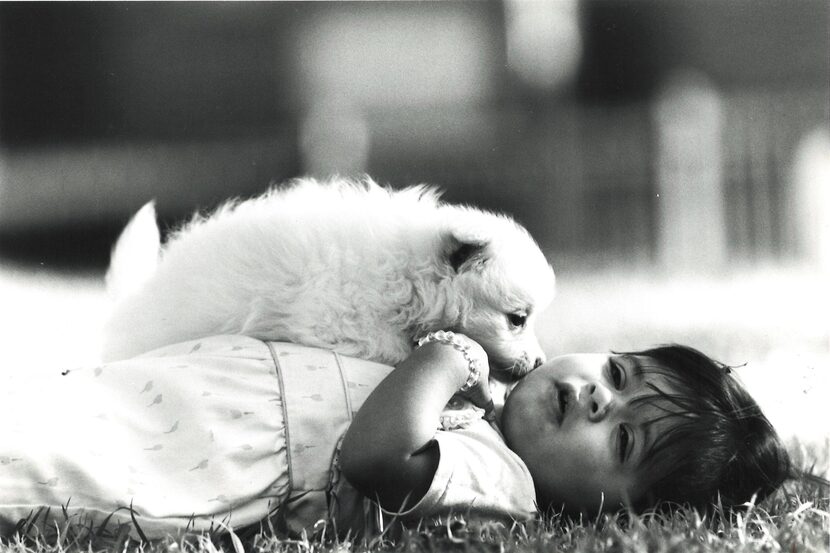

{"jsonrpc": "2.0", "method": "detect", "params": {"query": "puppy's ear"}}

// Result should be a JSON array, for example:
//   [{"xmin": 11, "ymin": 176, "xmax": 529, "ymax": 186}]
[{"xmin": 446, "ymin": 234, "xmax": 489, "ymax": 273}]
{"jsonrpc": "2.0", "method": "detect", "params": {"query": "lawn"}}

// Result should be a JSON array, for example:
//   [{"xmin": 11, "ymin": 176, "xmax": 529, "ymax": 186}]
[{"xmin": 2, "ymin": 480, "xmax": 828, "ymax": 553}]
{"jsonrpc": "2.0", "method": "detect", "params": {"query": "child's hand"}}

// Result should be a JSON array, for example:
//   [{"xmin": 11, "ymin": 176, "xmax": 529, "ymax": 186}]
[{"xmin": 442, "ymin": 333, "xmax": 495, "ymax": 422}]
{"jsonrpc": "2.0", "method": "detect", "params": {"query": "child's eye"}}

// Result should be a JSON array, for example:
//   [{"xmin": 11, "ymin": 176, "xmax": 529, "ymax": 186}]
[
  {"xmin": 618, "ymin": 424, "xmax": 631, "ymax": 463},
  {"xmin": 609, "ymin": 358, "xmax": 626, "ymax": 390},
  {"xmin": 507, "ymin": 313, "xmax": 527, "ymax": 328}
]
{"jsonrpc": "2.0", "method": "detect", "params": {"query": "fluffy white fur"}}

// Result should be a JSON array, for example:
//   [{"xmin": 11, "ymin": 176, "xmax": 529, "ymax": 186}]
[{"xmin": 103, "ymin": 177, "xmax": 556, "ymax": 378}]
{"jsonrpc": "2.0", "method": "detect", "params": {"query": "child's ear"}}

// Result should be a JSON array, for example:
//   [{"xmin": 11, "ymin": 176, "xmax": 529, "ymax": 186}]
[{"xmin": 444, "ymin": 233, "xmax": 489, "ymax": 273}]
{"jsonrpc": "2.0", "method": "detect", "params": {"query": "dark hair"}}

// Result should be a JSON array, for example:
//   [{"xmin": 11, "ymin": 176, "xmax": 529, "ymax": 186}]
[{"xmin": 623, "ymin": 344, "xmax": 791, "ymax": 514}]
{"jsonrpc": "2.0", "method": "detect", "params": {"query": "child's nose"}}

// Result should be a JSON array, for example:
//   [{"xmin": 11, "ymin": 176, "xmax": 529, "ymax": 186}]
[{"xmin": 580, "ymin": 382, "xmax": 614, "ymax": 422}]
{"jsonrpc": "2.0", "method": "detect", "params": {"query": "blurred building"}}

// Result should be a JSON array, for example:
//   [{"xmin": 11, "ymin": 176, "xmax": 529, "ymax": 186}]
[{"xmin": 0, "ymin": 1, "xmax": 827, "ymax": 272}]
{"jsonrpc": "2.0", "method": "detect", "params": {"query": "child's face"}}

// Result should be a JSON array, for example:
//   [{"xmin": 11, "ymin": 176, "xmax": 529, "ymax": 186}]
[{"xmin": 502, "ymin": 353, "xmax": 678, "ymax": 513}]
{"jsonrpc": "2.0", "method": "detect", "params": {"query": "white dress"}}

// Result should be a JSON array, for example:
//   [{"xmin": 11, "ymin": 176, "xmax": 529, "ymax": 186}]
[{"xmin": 0, "ymin": 335, "xmax": 536, "ymax": 540}]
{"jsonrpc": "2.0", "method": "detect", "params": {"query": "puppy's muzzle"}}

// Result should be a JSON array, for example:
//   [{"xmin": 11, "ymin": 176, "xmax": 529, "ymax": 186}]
[{"xmin": 493, "ymin": 352, "xmax": 545, "ymax": 381}]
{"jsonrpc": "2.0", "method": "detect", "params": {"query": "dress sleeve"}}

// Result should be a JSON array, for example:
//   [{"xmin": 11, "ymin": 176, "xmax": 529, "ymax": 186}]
[{"xmin": 384, "ymin": 419, "xmax": 538, "ymax": 523}]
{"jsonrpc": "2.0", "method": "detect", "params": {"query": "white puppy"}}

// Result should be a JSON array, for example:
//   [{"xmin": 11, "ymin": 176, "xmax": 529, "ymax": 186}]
[{"xmin": 103, "ymin": 177, "xmax": 555, "ymax": 379}]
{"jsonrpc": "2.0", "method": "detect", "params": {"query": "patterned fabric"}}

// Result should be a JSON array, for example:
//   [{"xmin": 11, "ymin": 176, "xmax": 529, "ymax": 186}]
[
  {"xmin": 439, "ymin": 397, "xmax": 488, "ymax": 431},
  {"xmin": 405, "ymin": 418, "xmax": 537, "ymax": 523},
  {"xmin": 0, "ymin": 335, "xmax": 535, "ymax": 540},
  {"xmin": 266, "ymin": 341, "xmax": 394, "ymax": 535}
]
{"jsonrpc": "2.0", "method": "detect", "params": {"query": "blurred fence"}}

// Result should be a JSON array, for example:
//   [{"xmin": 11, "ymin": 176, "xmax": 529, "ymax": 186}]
[
  {"xmin": 1, "ymin": 84, "xmax": 827, "ymax": 271},
  {"xmin": 723, "ymin": 88, "xmax": 830, "ymax": 262}
]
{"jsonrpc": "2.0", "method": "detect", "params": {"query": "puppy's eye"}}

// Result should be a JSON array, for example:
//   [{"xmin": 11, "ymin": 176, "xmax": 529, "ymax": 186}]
[{"xmin": 507, "ymin": 313, "xmax": 527, "ymax": 328}]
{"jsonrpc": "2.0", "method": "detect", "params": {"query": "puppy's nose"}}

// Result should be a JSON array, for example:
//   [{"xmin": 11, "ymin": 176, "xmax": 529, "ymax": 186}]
[{"xmin": 533, "ymin": 356, "xmax": 544, "ymax": 369}]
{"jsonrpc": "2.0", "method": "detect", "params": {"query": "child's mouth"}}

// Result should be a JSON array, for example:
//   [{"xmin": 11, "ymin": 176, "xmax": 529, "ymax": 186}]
[{"xmin": 555, "ymin": 383, "xmax": 570, "ymax": 424}]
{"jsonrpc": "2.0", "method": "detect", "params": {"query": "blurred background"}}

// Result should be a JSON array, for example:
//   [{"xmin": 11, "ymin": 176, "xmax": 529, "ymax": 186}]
[{"xmin": 0, "ymin": 2, "xmax": 827, "ymax": 459}]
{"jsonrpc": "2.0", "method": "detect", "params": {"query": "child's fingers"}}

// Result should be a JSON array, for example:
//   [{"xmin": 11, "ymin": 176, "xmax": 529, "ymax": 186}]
[
  {"xmin": 459, "ymin": 373, "xmax": 494, "ymax": 414},
  {"xmin": 481, "ymin": 399, "xmax": 497, "ymax": 424}
]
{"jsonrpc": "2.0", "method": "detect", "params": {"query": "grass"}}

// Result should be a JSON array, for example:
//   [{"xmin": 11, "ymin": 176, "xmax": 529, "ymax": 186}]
[
  {"xmin": 2, "ymin": 503, "xmax": 828, "ymax": 553},
  {"xmin": 1, "ymin": 460, "xmax": 827, "ymax": 553}
]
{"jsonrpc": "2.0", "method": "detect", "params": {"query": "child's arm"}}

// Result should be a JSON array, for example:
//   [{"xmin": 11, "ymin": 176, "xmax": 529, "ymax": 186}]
[{"xmin": 340, "ymin": 335, "xmax": 491, "ymax": 512}]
